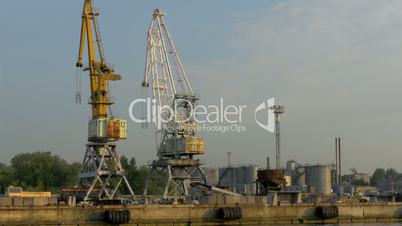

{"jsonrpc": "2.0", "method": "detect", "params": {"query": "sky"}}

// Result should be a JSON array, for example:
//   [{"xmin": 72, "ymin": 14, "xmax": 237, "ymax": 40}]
[{"xmin": 1, "ymin": 0, "xmax": 402, "ymax": 174}]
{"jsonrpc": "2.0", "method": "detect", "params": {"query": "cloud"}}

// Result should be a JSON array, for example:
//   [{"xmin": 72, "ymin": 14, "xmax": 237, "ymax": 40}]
[{"xmin": 188, "ymin": 0, "xmax": 402, "ymax": 172}]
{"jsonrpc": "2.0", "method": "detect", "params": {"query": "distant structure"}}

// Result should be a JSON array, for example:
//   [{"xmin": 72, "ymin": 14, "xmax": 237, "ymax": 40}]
[
  {"xmin": 376, "ymin": 175, "xmax": 402, "ymax": 193},
  {"xmin": 270, "ymin": 105, "xmax": 285, "ymax": 169},
  {"xmin": 305, "ymin": 165, "xmax": 332, "ymax": 194},
  {"xmin": 335, "ymin": 137, "xmax": 342, "ymax": 184},
  {"xmin": 286, "ymin": 160, "xmax": 305, "ymax": 187},
  {"xmin": 203, "ymin": 168, "xmax": 219, "ymax": 187},
  {"xmin": 343, "ymin": 168, "xmax": 370, "ymax": 186},
  {"xmin": 282, "ymin": 160, "xmax": 336, "ymax": 194},
  {"xmin": 256, "ymin": 168, "xmax": 286, "ymax": 194},
  {"xmin": 256, "ymin": 158, "xmax": 286, "ymax": 194},
  {"xmin": 218, "ymin": 164, "xmax": 259, "ymax": 195},
  {"xmin": 226, "ymin": 152, "xmax": 232, "ymax": 167}
]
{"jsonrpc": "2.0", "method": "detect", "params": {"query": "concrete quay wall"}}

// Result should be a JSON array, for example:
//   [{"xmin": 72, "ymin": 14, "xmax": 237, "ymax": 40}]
[{"xmin": 0, "ymin": 203, "xmax": 401, "ymax": 225}]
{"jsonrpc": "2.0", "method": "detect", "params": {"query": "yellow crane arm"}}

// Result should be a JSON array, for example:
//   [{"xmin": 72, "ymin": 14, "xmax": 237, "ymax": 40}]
[{"xmin": 75, "ymin": 0, "xmax": 121, "ymax": 120}]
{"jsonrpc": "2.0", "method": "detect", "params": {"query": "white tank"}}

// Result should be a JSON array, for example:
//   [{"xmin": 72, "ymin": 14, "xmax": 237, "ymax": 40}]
[
  {"xmin": 204, "ymin": 168, "xmax": 219, "ymax": 186},
  {"xmin": 286, "ymin": 160, "xmax": 297, "ymax": 171},
  {"xmin": 305, "ymin": 165, "xmax": 331, "ymax": 194},
  {"xmin": 284, "ymin": 175, "xmax": 292, "ymax": 186}
]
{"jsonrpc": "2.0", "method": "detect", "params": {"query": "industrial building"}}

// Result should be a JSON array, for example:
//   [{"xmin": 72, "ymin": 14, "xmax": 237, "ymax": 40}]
[
  {"xmin": 376, "ymin": 174, "xmax": 402, "ymax": 193},
  {"xmin": 342, "ymin": 169, "xmax": 371, "ymax": 186}
]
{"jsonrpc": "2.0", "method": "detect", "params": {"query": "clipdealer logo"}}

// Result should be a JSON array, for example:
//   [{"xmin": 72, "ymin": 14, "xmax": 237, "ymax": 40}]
[
  {"xmin": 128, "ymin": 97, "xmax": 277, "ymax": 133},
  {"xmin": 254, "ymin": 97, "xmax": 276, "ymax": 133}
]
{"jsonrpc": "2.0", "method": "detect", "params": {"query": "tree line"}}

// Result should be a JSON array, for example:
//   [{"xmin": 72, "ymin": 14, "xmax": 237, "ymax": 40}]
[
  {"xmin": 0, "ymin": 151, "xmax": 400, "ymax": 194},
  {"xmin": 371, "ymin": 168, "xmax": 399, "ymax": 186},
  {"xmin": 0, "ymin": 151, "xmax": 163, "ymax": 194}
]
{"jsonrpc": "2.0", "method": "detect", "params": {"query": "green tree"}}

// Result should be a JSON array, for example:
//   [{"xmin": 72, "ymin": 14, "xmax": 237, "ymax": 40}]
[
  {"xmin": 1, "ymin": 151, "xmax": 166, "ymax": 195},
  {"xmin": 120, "ymin": 156, "xmax": 164, "ymax": 195},
  {"xmin": 351, "ymin": 179, "xmax": 369, "ymax": 186},
  {"xmin": 0, "ymin": 163, "xmax": 13, "ymax": 193},
  {"xmin": 10, "ymin": 151, "xmax": 79, "ymax": 191},
  {"xmin": 371, "ymin": 168, "xmax": 386, "ymax": 186},
  {"xmin": 121, "ymin": 156, "xmax": 147, "ymax": 194},
  {"xmin": 385, "ymin": 168, "xmax": 399, "ymax": 179}
]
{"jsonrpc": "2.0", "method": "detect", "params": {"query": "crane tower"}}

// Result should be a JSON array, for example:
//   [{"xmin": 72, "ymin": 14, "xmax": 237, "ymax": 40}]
[
  {"xmin": 75, "ymin": 0, "xmax": 134, "ymax": 201},
  {"xmin": 142, "ymin": 9, "xmax": 207, "ymax": 201}
]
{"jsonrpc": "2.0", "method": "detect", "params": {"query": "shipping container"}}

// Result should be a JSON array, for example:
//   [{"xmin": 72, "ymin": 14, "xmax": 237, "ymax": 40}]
[
  {"xmin": 174, "ymin": 137, "xmax": 204, "ymax": 154},
  {"xmin": 107, "ymin": 118, "xmax": 127, "ymax": 140},
  {"xmin": 5, "ymin": 186, "xmax": 51, "ymax": 198},
  {"xmin": 88, "ymin": 118, "xmax": 108, "ymax": 140},
  {"xmin": 88, "ymin": 118, "xmax": 127, "ymax": 141},
  {"xmin": 183, "ymin": 137, "xmax": 204, "ymax": 153},
  {"xmin": 160, "ymin": 137, "xmax": 204, "ymax": 155}
]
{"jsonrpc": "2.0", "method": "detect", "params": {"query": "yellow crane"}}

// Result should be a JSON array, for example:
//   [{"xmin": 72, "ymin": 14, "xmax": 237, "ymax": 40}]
[{"xmin": 74, "ymin": 0, "xmax": 134, "ymax": 202}]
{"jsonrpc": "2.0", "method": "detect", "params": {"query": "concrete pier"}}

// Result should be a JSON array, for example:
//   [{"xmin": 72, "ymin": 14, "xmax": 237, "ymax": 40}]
[{"xmin": 0, "ymin": 203, "xmax": 402, "ymax": 225}]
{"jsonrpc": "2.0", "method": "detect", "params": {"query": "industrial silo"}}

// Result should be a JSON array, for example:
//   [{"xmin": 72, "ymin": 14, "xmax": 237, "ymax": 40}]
[
  {"xmin": 203, "ymin": 167, "xmax": 219, "ymax": 186},
  {"xmin": 218, "ymin": 165, "xmax": 258, "ymax": 194},
  {"xmin": 305, "ymin": 165, "xmax": 331, "ymax": 194}
]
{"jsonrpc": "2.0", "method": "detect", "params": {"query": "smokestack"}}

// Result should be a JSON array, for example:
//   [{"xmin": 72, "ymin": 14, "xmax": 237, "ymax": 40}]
[
  {"xmin": 338, "ymin": 137, "xmax": 341, "ymax": 184},
  {"xmin": 335, "ymin": 138, "xmax": 339, "ymax": 184},
  {"xmin": 226, "ymin": 152, "xmax": 232, "ymax": 167},
  {"xmin": 266, "ymin": 157, "xmax": 270, "ymax": 169}
]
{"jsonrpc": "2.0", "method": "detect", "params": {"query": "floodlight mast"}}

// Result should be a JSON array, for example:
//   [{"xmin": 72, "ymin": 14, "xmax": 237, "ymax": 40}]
[{"xmin": 270, "ymin": 105, "xmax": 285, "ymax": 169}]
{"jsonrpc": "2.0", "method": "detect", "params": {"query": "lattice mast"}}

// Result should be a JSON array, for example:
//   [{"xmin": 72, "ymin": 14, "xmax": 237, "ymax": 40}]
[
  {"xmin": 75, "ymin": 0, "xmax": 134, "ymax": 201},
  {"xmin": 271, "ymin": 105, "xmax": 285, "ymax": 169},
  {"xmin": 142, "ymin": 9, "xmax": 206, "ymax": 200}
]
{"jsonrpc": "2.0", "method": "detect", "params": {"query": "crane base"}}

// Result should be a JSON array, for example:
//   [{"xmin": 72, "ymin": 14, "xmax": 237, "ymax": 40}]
[
  {"xmin": 76, "ymin": 142, "xmax": 134, "ymax": 202},
  {"xmin": 143, "ymin": 158, "xmax": 207, "ymax": 202}
]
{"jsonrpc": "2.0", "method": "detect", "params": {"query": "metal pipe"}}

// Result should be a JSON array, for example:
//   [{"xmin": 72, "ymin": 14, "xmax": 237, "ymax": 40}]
[{"xmin": 266, "ymin": 157, "xmax": 270, "ymax": 169}]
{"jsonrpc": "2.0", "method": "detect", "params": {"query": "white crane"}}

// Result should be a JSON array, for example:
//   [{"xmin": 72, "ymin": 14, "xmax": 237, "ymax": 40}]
[{"xmin": 142, "ymin": 9, "xmax": 207, "ymax": 201}]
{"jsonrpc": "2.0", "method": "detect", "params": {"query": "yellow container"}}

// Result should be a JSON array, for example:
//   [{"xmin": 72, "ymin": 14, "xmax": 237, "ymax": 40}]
[
  {"xmin": 108, "ymin": 118, "xmax": 127, "ymax": 140},
  {"xmin": 184, "ymin": 137, "xmax": 205, "ymax": 154},
  {"xmin": 160, "ymin": 137, "xmax": 205, "ymax": 156},
  {"xmin": 8, "ymin": 192, "xmax": 51, "ymax": 198}
]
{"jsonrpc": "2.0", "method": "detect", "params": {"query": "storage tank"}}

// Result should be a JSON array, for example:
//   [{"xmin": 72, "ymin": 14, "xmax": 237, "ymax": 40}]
[
  {"xmin": 284, "ymin": 175, "xmax": 292, "ymax": 186},
  {"xmin": 286, "ymin": 160, "xmax": 297, "ymax": 171},
  {"xmin": 203, "ymin": 168, "xmax": 219, "ymax": 186},
  {"xmin": 219, "ymin": 165, "xmax": 258, "ymax": 194},
  {"xmin": 332, "ymin": 184, "xmax": 344, "ymax": 194},
  {"xmin": 305, "ymin": 165, "xmax": 331, "ymax": 194}
]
